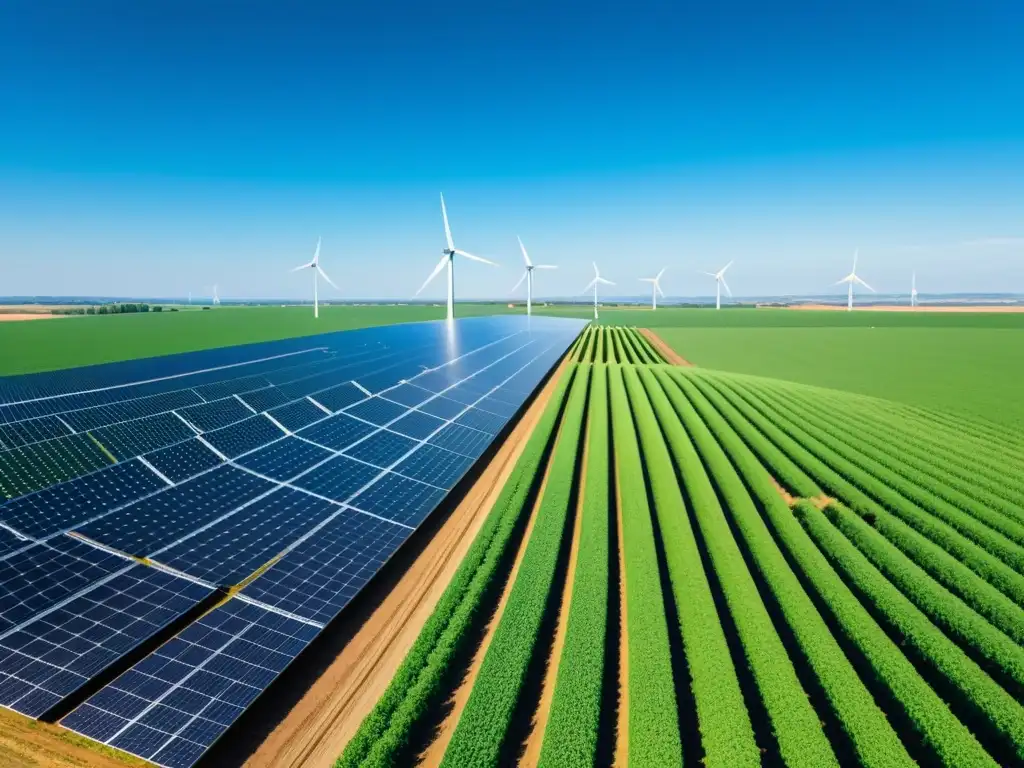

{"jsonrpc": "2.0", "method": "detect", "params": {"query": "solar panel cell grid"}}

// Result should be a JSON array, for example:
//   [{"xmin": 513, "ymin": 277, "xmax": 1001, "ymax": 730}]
[
  {"xmin": 0, "ymin": 565, "xmax": 212, "ymax": 717},
  {"xmin": 415, "ymin": 395, "xmax": 468, "ymax": 421},
  {"xmin": 0, "ymin": 527, "xmax": 30, "ymax": 560},
  {"xmin": 295, "ymin": 413, "xmax": 375, "ymax": 452},
  {"xmin": 350, "ymin": 472, "xmax": 447, "ymax": 527},
  {"xmin": 62, "ymin": 390, "xmax": 204, "ymax": 434},
  {"xmin": 152, "ymin": 488, "xmax": 337, "ymax": 586},
  {"xmin": 474, "ymin": 395, "xmax": 522, "ymax": 419},
  {"xmin": 192, "ymin": 375, "xmax": 271, "ymax": 403},
  {"xmin": 387, "ymin": 410, "xmax": 447, "ymax": 441},
  {"xmin": 308, "ymin": 382, "xmax": 364, "ymax": 413},
  {"xmin": 76, "ymin": 465, "xmax": 274, "ymax": 557},
  {"xmin": 0, "ymin": 459, "xmax": 168, "ymax": 540},
  {"xmin": 91, "ymin": 413, "xmax": 197, "ymax": 461},
  {"xmin": 379, "ymin": 383, "xmax": 433, "ymax": 408},
  {"xmin": 428, "ymin": 422, "xmax": 494, "ymax": 459},
  {"xmin": 264, "ymin": 399, "xmax": 324, "ymax": 432},
  {"xmin": 234, "ymin": 437, "xmax": 332, "ymax": 483},
  {"xmin": 235, "ymin": 386, "xmax": 291, "ymax": 414},
  {"xmin": 291, "ymin": 455, "xmax": 381, "ymax": 504},
  {"xmin": 393, "ymin": 444, "xmax": 476, "ymax": 489},
  {"xmin": 144, "ymin": 439, "xmax": 223, "ymax": 485},
  {"xmin": 345, "ymin": 397, "xmax": 407, "ymax": 427},
  {"xmin": 0, "ymin": 536, "xmax": 128, "ymax": 634},
  {"xmin": 240, "ymin": 508, "xmax": 408, "ymax": 623},
  {"xmin": 0, "ymin": 433, "xmax": 113, "ymax": 501},
  {"xmin": 177, "ymin": 398, "xmax": 253, "ymax": 434},
  {"xmin": 0, "ymin": 415, "xmax": 73, "ymax": 449},
  {"xmin": 201, "ymin": 415, "xmax": 285, "ymax": 460},
  {"xmin": 63, "ymin": 598, "xmax": 320, "ymax": 768},
  {"xmin": 454, "ymin": 406, "xmax": 509, "ymax": 435},
  {"xmin": 342, "ymin": 430, "xmax": 417, "ymax": 468}
]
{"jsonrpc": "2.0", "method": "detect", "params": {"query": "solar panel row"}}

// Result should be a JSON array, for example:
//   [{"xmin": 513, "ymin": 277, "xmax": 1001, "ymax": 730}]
[{"xmin": 0, "ymin": 315, "xmax": 585, "ymax": 768}]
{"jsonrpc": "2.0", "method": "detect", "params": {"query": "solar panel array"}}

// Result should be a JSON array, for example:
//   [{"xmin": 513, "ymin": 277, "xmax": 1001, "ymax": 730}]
[{"xmin": 0, "ymin": 315, "xmax": 585, "ymax": 767}]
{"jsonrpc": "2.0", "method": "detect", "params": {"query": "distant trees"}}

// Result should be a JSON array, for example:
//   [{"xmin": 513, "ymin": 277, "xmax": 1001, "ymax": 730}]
[{"xmin": 51, "ymin": 303, "xmax": 153, "ymax": 316}]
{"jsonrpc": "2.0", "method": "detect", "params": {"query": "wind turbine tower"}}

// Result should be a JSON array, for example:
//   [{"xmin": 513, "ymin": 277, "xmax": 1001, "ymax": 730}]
[
  {"xmin": 511, "ymin": 236, "xmax": 556, "ymax": 316},
  {"xmin": 911, "ymin": 272, "xmax": 918, "ymax": 308},
  {"xmin": 583, "ymin": 262, "xmax": 615, "ymax": 320},
  {"xmin": 639, "ymin": 268, "xmax": 666, "ymax": 310},
  {"xmin": 212, "ymin": 286, "xmax": 220, "ymax": 306},
  {"xmin": 415, "ymin": 193, "xmax": 497, "ymax": 322},
  {"xmin": 290, "ymin": 237, "xmax": 338, "ymax": 318},
  {"xmin": 701, "ymin": 261, "xmax": 733, "ymax": 310},
  {"xmin": 835, "ymin": 251, "xmax": 875, "ymax": 311}
]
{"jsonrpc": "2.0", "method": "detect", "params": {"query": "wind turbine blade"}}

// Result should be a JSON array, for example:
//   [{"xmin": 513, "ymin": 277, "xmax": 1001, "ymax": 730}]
[
  {"xmin": 720, "ymin": 276, "xmax": 733, "ymax": 297},
  {"xmin": 592, "ymin": 261, "xmax": 600, "ymax": 277},
  {"xmin": 657, "ymin": 283, "xmax": 665, "ymax": 297},
  {"xmin": 719, "ymin": 260, "xmax": 734, "ymax": 276},
  {"xmin": 510, "ymin": 271, "xmax": 528, "ymax": 293},
  {"xmin": 657, "ymin": 267, "xmax": 666, "ymax": 280},
  {"xmin": 598, "ymin": 277, "xmax": 615, "ymax": 286},
  {"xmin": 853, "ymin": 249, "xmax": 859, "ymax": 272},
  {"xmin": 582, "ymin": 278, "xmax": 598, "ymax": 293},
  {"xmin": 317, "ymin": 264, "xmax": 338, "ymax": 289},
  {"xmin": 834, "ymin": 276, "xmax": 852, "ymax": 285},
  {"xmin": 534, "ymin": 264, "xmax": 557, "ymax": 270},
  {"xmin": 855, "ymin": 276, "xmax": 875, "ymax": 292},
  {"xmin": 312, "ymin": 236, "xmax": 321, "ymax": 266},
  {"xmin": 454, "ymin": 249, "xmax": 497, "ymax": 266},
  {"xmin": 517, "ymin": 236, "xmax": 532, "ymax": 267},
  {"xmin": 415, "ymin": 255, "xmax": 449, "ymax": 296},
  {"xmin": 701, "ymin": 271, "xmax": 718, "ymax": 278},
  {"xmin": 440, "ymin": 193, "xmax": 454, "ymax": 252},
  {"xmin": 638, "ymin": 278, "xmax": 655, "ymax": 283},
  {"xmin": 291, "ymin": 262, "xmax": 312, "ymax": 272}
]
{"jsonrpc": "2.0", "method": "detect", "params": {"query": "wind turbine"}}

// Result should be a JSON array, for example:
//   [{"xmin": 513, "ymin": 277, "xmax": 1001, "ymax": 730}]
[
  {"xmin": 701, "ymin": 261, "xmax": 733, "ymax": 310},
  {"xmin": 290, "ymin": 237, "xmax": 337, "ymax": 318},
  {"xmin": 911, "ymin": 272, "xmax": 918, "ymax": 308},
  {"xmin": 835, "ymin": 250, "xmax": 875, "ymax": 311},
  {"xmin": 583, "ymin": 262, "xmax": 615, "ymax": 320},
  {"xmin": 511, "ymin": 237, "xmax": 556, "ymax": 316},
  {"xmin": 639, "ymin": 268, "xmax": 666, "ymax": 311},
  {"xmin": 415, "ymin": 193, "xmax": 497, "ymax": 322},
  {"xmin": 211, "ymin": 285, "xmax": 220, "ymax": 306}
]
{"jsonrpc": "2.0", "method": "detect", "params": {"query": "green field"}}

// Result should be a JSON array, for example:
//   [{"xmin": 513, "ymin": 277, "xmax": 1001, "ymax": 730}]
[{"xmin": 0, "ymin": 304, "xmax": 516, "ymax": 376}]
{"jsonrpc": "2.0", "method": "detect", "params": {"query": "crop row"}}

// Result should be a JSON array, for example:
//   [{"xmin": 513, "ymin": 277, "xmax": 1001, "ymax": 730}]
[
  {"xmin": 442, "ymin": 365, "xmax": 592, "ymax": 766},
  {"xmin": 571, "ymin": 326, "xmax": 666, "ymax": 365},
  {"xmin": 337, "ymin": 364, "xmax": 578, "ymax": 767}
]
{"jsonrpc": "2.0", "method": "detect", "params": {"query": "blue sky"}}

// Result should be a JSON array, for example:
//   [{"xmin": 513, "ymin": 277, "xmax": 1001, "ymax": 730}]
[{"xmin": 1, "ymin": 1, "xmax": 1023, "ymax": 300}]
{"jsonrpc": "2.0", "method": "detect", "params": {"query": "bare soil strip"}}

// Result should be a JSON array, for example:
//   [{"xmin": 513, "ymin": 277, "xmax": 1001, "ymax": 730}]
[
  {"xmin": 417, "ymin": 390, "xmax": 569, "ymax": 766},
  {"xmin": 769, "ymin": 476, "xmax": 834, "ymax": 510},
  {"xmin": 0, "ymin": 313, "xmax": 64, "ymax": 322},
  {"xmin": 614, "ymin": 457, "xmax": 629, "ymax": 767},
  {"xmin": 242, "ymin": 361, "xmax": 568, "ymax": 768},
  {"xmin": 519, "ymin": 403, "xmax": 590, "ymax": 765},
  {"xmin": 640, "ymin": 328, "xmax": 691, "ymax": 366},
  {"xmin": 0, "ymin": 707, "xmax": 145, "ymax": 768}
]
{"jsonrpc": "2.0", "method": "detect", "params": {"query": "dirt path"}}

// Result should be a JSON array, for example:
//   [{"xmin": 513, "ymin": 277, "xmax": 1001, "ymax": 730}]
[
  {"xmin": 0, "ymin": 708, "xmax": 145, "ymax": 768},
  {"xmin": 519, "ymin": 401, "xmax": 590, "ymax": 765},
  {"xmin": 614, "ymin": 455, "xmax": 629, "ymax": 767},
  {"xmin": 640, "ymin": 328, "xmax": 691, "ymax": 366},
  {"xmin": 0, "ymin": 313, "xmax": 64, "ymax": 322},
  {"xmin": 417, "ymin": 383, "xmax": 569, "ymax": 766},
  {"xmin": 243, "ymin": 361, "xmax": 568, "ymax": 768}
]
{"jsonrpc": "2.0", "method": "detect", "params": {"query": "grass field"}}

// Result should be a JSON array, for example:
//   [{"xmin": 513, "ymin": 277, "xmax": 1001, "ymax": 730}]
[
  {"xmin": 339, "ymin": 327, "xmax": 1024, "ymax": 768},
  {"xmin": 657, "ymin": 324, "xmax": 1024, "ymax": 428}
]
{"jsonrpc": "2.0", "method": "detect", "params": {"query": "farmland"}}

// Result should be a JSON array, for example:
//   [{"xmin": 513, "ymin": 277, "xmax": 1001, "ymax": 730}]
[{"xmin": 340, "ymin": 325, "xmax": 1024, "ymax": 768}]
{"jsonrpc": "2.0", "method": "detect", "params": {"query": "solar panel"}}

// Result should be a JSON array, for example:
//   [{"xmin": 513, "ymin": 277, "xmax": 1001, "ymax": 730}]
[
  {"xmin": 233, "ymin": 437, "xmax": 333, "ymax": 483},
  {"xmin": 62, "ymin": 598, "xmax": 320, "ymax": 768},
  {"xmin": 0, "ymin": 460, "xmax": 168, "ymax": 541},
  {"xmin": 143, "ymin": 439, "xmax": 223, "ymax": 485},
  {"xmin": 295, "ymin": 413, "xmax": 376, "ymax": 452},
  {"xmin": 0, "ymin": 536, "xmax": 129, "ymax": 634},
  {"xmin": 0, "ymin": 564, "xmax": 212, "ymax": 717},
  {"xmin": 76, "ymin": 466, "xmax": 274, "ymax": 557},
  {"xmin": 0, "ymin": 315, "xmax": 586, "ymax": 767},
  {"xmin": 151, "ymin": 488, "xmax": 337, "ymax": 586},
  {"xmin": 239, "ymin": 507, "xmax": 408, "ymax": 623}
]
